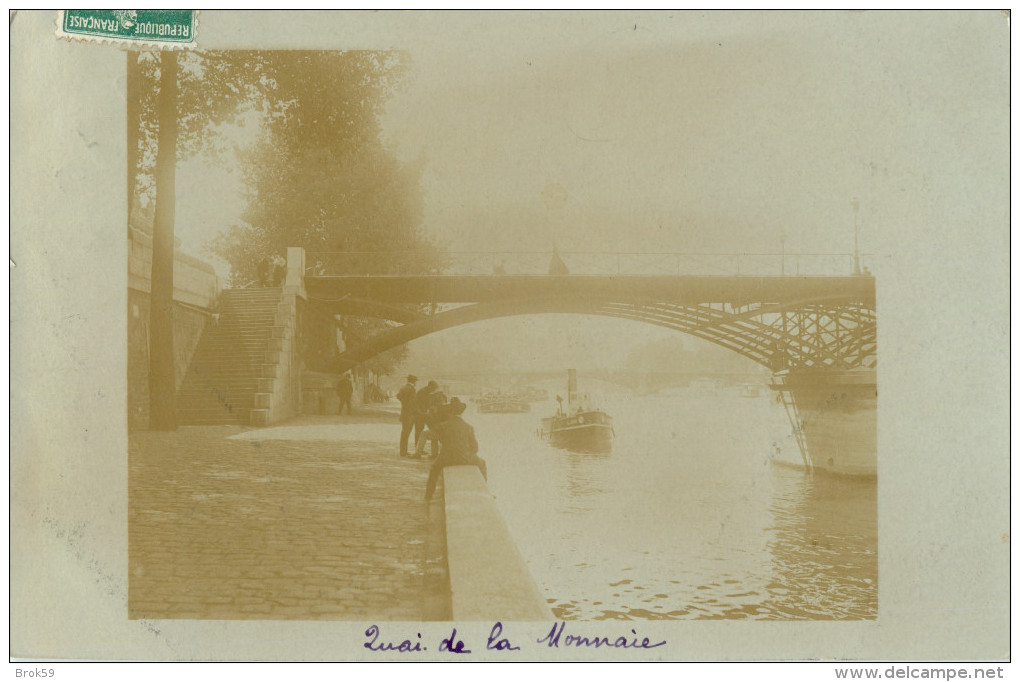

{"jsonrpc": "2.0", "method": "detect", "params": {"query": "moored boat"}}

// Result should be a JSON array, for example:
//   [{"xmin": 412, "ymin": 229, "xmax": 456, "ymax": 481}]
[
  {"xmin": 519, "ymin": 386, "xmax": 549, "ymax": 402},
  {"xmin": 478, "ymin": 396, "xmax": 531, "ymax": 413}
]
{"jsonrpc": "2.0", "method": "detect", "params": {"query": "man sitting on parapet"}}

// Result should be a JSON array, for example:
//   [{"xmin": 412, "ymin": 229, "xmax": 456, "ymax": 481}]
[{"xmin": 424, "ymin": 398, "xmax": 487, "ymax": 500}]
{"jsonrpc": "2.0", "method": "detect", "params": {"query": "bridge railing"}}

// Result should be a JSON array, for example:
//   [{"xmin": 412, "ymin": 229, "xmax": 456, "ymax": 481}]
[{"xmin": 304, "ymin": 251, "xmax": 870, "ymax": 277}]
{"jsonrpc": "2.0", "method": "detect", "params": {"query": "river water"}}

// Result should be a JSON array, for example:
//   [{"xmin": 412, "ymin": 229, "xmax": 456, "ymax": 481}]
[{"xmin": 472, "ymin": 386, "xmax": 877, "ymax": 621}]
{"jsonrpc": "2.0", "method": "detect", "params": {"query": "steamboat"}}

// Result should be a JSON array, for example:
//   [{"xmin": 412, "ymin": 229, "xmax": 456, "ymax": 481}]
[{"xmin": 539, "ymin": 370, "xmax": 614, "ymax": 453}]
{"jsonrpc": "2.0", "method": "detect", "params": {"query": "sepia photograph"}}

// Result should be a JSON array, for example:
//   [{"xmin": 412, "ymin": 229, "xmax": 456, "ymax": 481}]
[
  {"xmin": 127, "ymin": 43, "xmax": 877, "ymax": 624},
  {"xmin": 11, "ymin": 10, "xmax": 1009, "ymax": 664}
]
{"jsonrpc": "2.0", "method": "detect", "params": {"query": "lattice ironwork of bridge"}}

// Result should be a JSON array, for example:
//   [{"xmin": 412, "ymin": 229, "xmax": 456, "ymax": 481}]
[{"xmin": 299, "ymin": 259, "xmax": 876, "ymax": 375}]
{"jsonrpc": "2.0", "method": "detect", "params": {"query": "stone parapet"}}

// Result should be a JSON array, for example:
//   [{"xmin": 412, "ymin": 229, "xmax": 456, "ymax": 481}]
[
  {"xmin": 442, "ymin": 466, "xmax": 552, "ymax": 621},
  {"xmin": 128, "ymin": 228, "xmax": 219, "ymax": 309},
  {"xmin": 252, "ymin": 292, "xmax": 302, "ymax": 426}
]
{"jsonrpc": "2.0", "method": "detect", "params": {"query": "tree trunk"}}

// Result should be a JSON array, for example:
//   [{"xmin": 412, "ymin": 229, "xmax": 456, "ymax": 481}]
[
  {"xmin": 126, "ymin": 50, "xmax": 141, "ymax": 228},
  {"xmin": 148, "ymin": 51, "xmax": 178, "ymax": 430}
]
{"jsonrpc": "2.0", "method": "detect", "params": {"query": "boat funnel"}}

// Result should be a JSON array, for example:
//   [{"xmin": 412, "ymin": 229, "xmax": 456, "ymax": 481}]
[{"xmin": 567, "ymin": 369, "xmax": 578, "ymax": 404}]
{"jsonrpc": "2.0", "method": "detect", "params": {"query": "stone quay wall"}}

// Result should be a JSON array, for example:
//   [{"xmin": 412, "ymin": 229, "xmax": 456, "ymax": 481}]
[
  {"xmin": 441, "ymin": 465, "xmax": 552, "ymax": 621},
  {"xmin": 127, "ymin": 228, "xmax": 220, "ymax": 431}
]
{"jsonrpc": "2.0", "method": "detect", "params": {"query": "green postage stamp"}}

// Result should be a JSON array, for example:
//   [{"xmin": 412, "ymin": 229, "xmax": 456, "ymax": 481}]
[{"xmin": 56, "ymin": 10, "xmax": 196, "ymax": 46}]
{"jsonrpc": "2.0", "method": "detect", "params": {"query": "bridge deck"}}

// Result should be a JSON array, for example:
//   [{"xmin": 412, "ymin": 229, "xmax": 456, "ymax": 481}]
[{"xmin": 305, "ymin": 274, "xmax": 875, "ymax": 306}]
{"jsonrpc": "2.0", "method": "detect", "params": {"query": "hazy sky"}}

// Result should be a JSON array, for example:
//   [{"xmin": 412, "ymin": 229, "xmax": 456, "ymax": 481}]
[
  {"xmin": 173, "ymin": 12, "xmax": 1007, "ymax": 374},
  {"xmin": 377, "ymin": 11, "xmax": 1005, "ymax": 259}
]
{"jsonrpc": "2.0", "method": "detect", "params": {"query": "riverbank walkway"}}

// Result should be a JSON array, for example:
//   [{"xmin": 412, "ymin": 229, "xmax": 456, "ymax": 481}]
[{"xmin": 128, "ymin": 407, "xmax": 447, "ymax": 621}]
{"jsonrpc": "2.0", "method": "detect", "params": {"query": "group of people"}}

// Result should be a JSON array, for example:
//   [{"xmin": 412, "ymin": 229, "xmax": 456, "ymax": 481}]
[
  {"xmin": 396, "ymin": 374, "xmax": 487, "ymax": 500},
  {"xmin": 256, "ymin": 256, "xmax": 286, "ymax": 287},
  {"xmin": 334, "ymin": 373, "xmax": 387, "ymax": 415}
]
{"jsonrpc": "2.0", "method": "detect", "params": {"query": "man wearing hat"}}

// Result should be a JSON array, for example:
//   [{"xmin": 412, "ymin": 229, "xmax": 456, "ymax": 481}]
[
  {"xmin": 424, "ymin": 398, "xmax": 487, "ymax": 500},
  {"xmin": 414, "ymin": 391, "xmax": 449, "ymax": 459},
  {"xmin": 396, "ymin": 374, "xmax": 418, "ymax": 457},
  {"xmin": 335, "ymin": 372, "xmax": 354, "ymax": 415},
  {"xmin": 414, "ymin": 380, "xmax": 440, "ymax": 450}
]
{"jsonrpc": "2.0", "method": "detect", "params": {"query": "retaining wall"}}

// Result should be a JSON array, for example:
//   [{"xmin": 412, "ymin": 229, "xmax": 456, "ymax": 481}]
[
  {"xmin": 127, "ymin": 230, "xmax": 219, "ymax": 431},
  {"xmin": 252, "ymin": 293, "xmax": 302, "ymax": 426},
  {"xmin": 441, "ymin": 465, "xmax": 552, "ymax": 621},
  {"xmin": 128, "ymin": 228, "xmax": 219, "ymax": 308}
]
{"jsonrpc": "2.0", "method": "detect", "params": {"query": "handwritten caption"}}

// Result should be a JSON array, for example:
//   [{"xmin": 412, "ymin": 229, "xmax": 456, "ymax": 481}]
[{"xmin": 364, "ymin": 621, "xmax": 666, "ymax": 654}]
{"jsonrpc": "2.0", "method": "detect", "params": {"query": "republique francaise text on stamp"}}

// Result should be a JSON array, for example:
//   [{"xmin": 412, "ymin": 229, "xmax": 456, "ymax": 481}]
[{"xmin": 56, "ymin": 10, "xmax": 196, "ymax": 47}]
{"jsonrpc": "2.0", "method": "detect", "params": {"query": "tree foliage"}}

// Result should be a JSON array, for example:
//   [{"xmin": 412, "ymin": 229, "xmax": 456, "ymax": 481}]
[
  {"xmin": 210, "ymin": 51, "xmax": 443, "ymax": 375},
  {"xmin": 130, "ymin": 50, "xmax": 271, "ymax": 228},
  {"xmin": 209, "ymin": 51, "xmax": 442, "ymax": 284},
  {"xmin": 132, "ymin": 49, "xmax": 437, "ymax": 376}
]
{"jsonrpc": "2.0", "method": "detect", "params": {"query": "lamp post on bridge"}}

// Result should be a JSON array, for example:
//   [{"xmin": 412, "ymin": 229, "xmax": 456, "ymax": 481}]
[
  {"xmin": 780, "ymin": 231, "xmax": 786, "ymax": 277},
  {"xmin": 852, "ymin": 197, "xmax": 861, "ymax": 275}
]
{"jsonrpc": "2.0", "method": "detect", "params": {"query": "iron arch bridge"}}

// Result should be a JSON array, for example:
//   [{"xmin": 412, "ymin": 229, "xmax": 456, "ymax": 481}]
[
  {"xmin": 302, "ymin": 272, "xmax": 876, "ymax": 374},
  {"xmin": 296, "ymin": 249, "xmax": 878, "ymax": 476}
]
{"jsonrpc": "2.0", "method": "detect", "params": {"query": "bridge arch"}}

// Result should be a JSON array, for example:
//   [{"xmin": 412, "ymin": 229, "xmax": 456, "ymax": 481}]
[
  {"xmin": 333, "ymin": 294, "xmax": 875, "ymax": 373},
  {"xmin": 293, "ymin": 251, "xmax": 878, "ymax": 475}
]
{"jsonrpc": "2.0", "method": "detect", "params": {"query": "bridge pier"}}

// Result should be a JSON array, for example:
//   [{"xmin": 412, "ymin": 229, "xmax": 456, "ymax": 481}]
[
  {"xmin": 285, "ymin": 246, "xmax": 307, "ymax": 299},
  {"xmin": 770, "ymin": 368, "xmax": 877, "ymax": 477}
]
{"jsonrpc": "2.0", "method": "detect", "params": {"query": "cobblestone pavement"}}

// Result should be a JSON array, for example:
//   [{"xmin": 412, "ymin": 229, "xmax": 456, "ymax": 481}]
[{"xmin": 128, "ymin": 415, "xmax": 438, "ymax": 621}]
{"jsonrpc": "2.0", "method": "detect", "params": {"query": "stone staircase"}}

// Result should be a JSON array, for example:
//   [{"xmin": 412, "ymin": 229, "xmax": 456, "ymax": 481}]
[{"xmin": 176, "ymin": 288, "xmax": 284, "ymax": 425}]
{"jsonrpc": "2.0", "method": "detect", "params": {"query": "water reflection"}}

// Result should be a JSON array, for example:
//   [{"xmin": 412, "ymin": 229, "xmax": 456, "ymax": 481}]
[
  {"xmin": 761, "ymin": 470, "xmax": 878, "ymax": 619},
  {"xmin": 551, "ymin": 442, "xmax": 613, "ymax": 455},
  {"xmin": 561, "ymin": 452, "xmax": 612, "ymax": 510},
  {"xmin": 474, "ymin": 388, "xmax": 877, "ymax": 621}
]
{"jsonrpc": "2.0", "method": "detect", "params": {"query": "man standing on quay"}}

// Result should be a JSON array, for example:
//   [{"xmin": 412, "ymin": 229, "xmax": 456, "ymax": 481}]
[
  {"xmin": 397, "ymin": 374, "xmax": 418, "ymax": 458},
  {"xmin": 415, "ymin": 380, "xmax": 440, "ymax": 451},
  {"xmin": 336, "ymin": 372, "xmax": 354, "ymax": 415}
]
